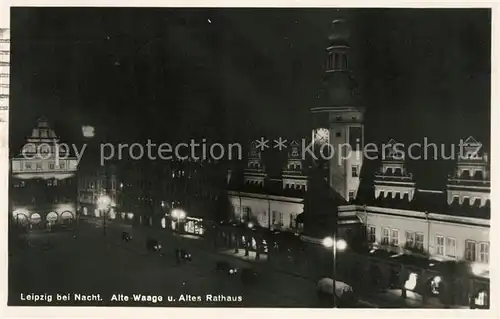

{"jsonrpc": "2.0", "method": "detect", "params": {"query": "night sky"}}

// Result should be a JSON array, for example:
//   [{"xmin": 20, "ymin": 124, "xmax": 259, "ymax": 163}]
[{"xmin": 10, "ymin": 8, "xmax": 491, "ymax": 187}]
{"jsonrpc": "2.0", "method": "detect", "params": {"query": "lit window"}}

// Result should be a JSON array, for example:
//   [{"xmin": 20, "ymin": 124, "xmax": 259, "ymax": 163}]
[
  {"xmin": 479, "ymin": 242, "xmax": 489, "ymax": 263},
  {"xmin": 415, "ymin": 233, "xmax": 424, "ymax": 251},
  {"xmin": 289, "ymin": 214, "xmax": 295, "ymax": 228},
  {"xmin": 475, "ymin": 291, "xmax": 488, "ymax": 307},
  {"xmin": 406, "ymin": 231, "xmax": 415, "ymax": 248},
  {"xmin": 352, "ymin": 166, "xmax": 359, "ymax": 177},
  {"xmin": 390, "ymin": 229, "xmax": 399, "ymax": 246},
  {"xmin": 445, "ymin": 237, "xmax": 456, "ymax": 258},
  {"xmin": 348, "ymin": 191, "xmax": 355, "ymax": 202},
  {"xmin": 436, "ymin": 235, "xmax": 444, "ymax": 256},
  {"xmin": 465, "ymin": 240, "xmax": 477, "ymax": 261},
  {"xmin": 382, "ymin": 227, "xmax": 390, "ymax": 245},
  {"xmin": 367, "ymin": 225, "xmax": 376, "ymax": 243}
]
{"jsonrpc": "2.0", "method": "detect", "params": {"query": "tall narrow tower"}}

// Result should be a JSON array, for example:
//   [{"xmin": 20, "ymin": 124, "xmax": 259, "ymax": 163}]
[{"xmin": 311, "ymin": 19, "xmax": 365, "ymax": 200}]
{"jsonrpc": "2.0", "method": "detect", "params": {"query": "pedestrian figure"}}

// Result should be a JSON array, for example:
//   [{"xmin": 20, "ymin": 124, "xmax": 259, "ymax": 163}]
[{"xmin": 175, "ymin": 248, "xmax": 180, "ymax": 264}]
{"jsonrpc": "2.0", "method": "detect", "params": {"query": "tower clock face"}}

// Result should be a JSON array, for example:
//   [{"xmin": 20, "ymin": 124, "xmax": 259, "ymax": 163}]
[{"xmin": 314, "ymin": 128, "xmax": 330, "ymax": 145}]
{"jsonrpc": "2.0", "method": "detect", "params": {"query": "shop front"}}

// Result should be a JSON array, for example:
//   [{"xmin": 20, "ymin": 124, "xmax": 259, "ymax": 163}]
[{"xmin": 183, "ymin": 217, "xmax": 205, "ymax": 236}]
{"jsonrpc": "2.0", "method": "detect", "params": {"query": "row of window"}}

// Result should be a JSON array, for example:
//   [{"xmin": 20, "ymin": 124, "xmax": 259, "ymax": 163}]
[
  {"xmin": 464, "ymin": 240, "xmax": 489, "ymax": 263},
  {"xmin": 286, "ymin": 163, "xmax": 301, "ymax": 170},
  {"xmin": 13, "ymin": 179, "xmax": 73, "ymax": 188},
  {"xmin": 23, "ymin": 162, "xmax": 66, "ymax": 170},
  {"xmin": 367, "ymin": 225, "xmax": 489, "ymax": 263},
  {"xmin": 30, "ymin": 128, "xmax": 55, "ymax": 138},
  {"xmin": 81, "ymin": 181, "xmax": 106, "ymax": 190},
  {"xmin": 234, "ymin": 206, "xmax": 299, "ymax": 229}
]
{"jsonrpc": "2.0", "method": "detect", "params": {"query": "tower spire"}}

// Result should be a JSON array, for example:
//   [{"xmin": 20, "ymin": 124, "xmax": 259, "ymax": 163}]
[
  {"xmin": 325, "ymin": 19, "xmax": 351, "ymax": 72},
  {"xmin": 309, "ymin": 19, "xmax": 365, "ymax": 201},
  {"xmin": 315, "ymin": 19, "xmax": 359, "ymax": 109}
]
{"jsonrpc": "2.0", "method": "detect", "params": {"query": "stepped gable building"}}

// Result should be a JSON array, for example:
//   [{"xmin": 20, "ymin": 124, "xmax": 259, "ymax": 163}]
[
  {"xmin": 228, "ymin": 139, "xmax": 306, "ymax": 232},
  {"xmin": 342, "ymin": 136, "xmax": 490, "ymax": 277},
  {"xmin": 11, "ymin": 117, "xmax": 80, "ymax": 229}
]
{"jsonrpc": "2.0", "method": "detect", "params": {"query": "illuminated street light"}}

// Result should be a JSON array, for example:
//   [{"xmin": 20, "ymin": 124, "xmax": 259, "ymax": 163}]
[
  {"xmin": 97, "ymin": 195, "xmax": 111, "ymax": 210},
  {"xmin": 322, "ymin": 237, "xmax": 347, "ymax": 251},
  {"xmin": 97, "ymin": 195, "xmax": 111, "ymax": 236},
  {"xmin": 323, "ymin": 236, "xmax": 348, "ymax": 308},
  {"xmin": 172, "ymin": 209, "xmax": 186, "ymax": 219},
  {"xmin": 247, "ymin": 222, "xmax": 254, "ymax": 229},
  {"xmin": 171, "ymin": 209, "xmax": 187, "ymax": 233}
]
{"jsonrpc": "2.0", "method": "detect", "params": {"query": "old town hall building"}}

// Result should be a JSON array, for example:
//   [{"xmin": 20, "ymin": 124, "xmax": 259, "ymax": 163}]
[{"xmin": 226, "ymin": 19, "xmax": 490, "ymax": 281}]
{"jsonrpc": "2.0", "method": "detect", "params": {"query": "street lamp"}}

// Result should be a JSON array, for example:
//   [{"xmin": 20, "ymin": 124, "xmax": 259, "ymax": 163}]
[
  {"xmin": 171, "ymin": 208, "xmax": 186, "ymax": 232},
  {"xmin": 323, "ymin": 236, "xmax": 347, "ymax": 308},
  {"xmin": 97, "ymin": 195, "xmax": 111, "ymax": 236}
]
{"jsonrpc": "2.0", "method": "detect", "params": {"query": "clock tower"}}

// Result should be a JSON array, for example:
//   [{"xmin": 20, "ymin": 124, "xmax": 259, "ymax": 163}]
[{"xmin": 311, "ymin": 19, "xmax": 365, "ymax": 201}]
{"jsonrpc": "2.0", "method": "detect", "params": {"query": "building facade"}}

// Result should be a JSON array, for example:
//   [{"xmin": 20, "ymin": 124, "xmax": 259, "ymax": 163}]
[
  {"xmin": 226, "ymin": 20, "xmax": 490, "ymax": 280},
  {"xmin": 77, "ymin": 163, "xmax": 119, "ymax": 218},
  {"xmin": 114, "ymin": 158, "xmax": 227, "ymax": 235},
  {"xmin": 11, "ymin": 117, "xmax": 80, "ymax": 229},
  {"xmin": 228, "ymin": 140, "xmax": 307, "ymax": 233},
  {"xmin": 348, "ymin": 136, "xmax": 490, "ymax": 278}
]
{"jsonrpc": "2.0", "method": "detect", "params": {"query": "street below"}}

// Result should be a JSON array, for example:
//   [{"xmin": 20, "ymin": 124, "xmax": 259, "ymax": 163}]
[{"xmin": 9, "ymin": 219, "xmax": 321, "ymax": 307}]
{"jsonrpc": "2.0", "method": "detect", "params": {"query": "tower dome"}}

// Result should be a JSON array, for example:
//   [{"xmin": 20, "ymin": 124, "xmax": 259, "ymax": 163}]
[
  {"xmin": 328, "ymin": 19, "xmax": 350, "ymax": 46},
  {"xmin": 313, "ymin": 18, "xmax": 360, "ymax": 109}
]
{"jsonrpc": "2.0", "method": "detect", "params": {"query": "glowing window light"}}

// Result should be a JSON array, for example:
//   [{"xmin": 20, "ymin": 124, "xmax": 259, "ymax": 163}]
[
  {"xmin": 404, "ymin": 273, "xmax": 418, "ymax": 290},
  {"xmin": 475, "ymin": 291, "xmax": 487, "ymax": 306},
  {"xmin": 82, "ymin": 125, "xmax": 95, "ymax": 138}
]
